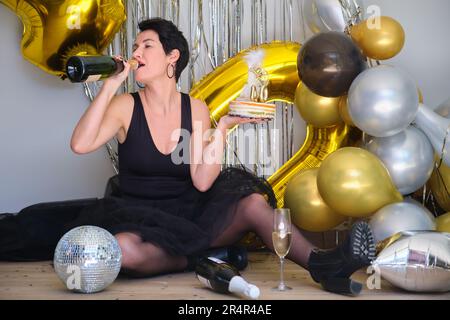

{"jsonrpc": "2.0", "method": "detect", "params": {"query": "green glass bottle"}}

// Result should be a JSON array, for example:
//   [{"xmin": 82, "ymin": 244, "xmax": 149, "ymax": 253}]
[{"xmin": 66, "ymin": 55, "xmax": 129, "ymax": 83}]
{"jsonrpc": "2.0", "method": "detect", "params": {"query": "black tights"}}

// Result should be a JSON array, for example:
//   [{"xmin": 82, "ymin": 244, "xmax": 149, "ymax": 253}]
[
  {"xmin": 0, "ymin": 194, "xmax": 316, "ymax": 276},
  {"xmin": 118, "ymin": 193, "xmax": 316, "ymax": 277}
]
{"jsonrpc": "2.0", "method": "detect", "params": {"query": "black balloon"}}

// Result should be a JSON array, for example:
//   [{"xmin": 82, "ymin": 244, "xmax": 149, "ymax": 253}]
[{"xmin": 298, "ymin": 32, "xmax": 366, "ymax": 97}]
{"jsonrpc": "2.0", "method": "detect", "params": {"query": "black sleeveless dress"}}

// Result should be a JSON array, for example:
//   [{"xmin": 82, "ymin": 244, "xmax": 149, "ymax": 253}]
[{"xmin": 0, "ymin": 92, "xmax": 276, "ymax": 260}]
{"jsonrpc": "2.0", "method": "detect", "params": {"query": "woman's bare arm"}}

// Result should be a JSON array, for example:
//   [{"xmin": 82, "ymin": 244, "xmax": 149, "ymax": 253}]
[
  {"xmin": 190, "ymin": 98, "xmax": 265, "ymax": 192},
  {"xmin": 70, "ymin": 59, "xmax": 132, "ymax": 154}
]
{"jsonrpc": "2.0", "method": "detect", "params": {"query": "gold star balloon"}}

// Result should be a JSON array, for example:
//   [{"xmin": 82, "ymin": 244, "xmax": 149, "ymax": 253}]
[{"xmin": 1, "ymin": 0, "xmax": 126, "ymax": 78}]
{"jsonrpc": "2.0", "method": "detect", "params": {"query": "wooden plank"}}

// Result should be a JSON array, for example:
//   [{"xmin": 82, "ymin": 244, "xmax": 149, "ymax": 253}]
[{"xmin": 0, "ymin": 252, "xmax": 449, "ymax": 300}]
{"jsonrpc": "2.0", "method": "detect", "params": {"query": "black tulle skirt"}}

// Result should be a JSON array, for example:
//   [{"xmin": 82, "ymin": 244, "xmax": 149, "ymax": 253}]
[{"xmin": 0, "ymin": 167, "xmax": 276, "ymax": 261}]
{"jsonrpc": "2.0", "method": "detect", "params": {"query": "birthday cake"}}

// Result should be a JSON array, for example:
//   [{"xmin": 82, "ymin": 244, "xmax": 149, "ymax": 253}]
[
  {"xmin": 228, "ymin": 99, "xmax": 276, "ymax": 119},
  {"xmin": 228, "ymin": 49, "xmax": 276, "ymax": 120}
]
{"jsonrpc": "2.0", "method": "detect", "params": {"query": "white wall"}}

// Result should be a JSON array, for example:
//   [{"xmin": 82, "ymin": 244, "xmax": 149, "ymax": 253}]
[
  {"xmin": 1, "ymin": 0, "xmax": 449, "ymax": 212},
  {"xmin": 364, "ymin": 0, "xmax": 450, "ymax": 108},
  {"xmin": 0, "ymin": 9, "xmax": 115, "ymax": 212}
]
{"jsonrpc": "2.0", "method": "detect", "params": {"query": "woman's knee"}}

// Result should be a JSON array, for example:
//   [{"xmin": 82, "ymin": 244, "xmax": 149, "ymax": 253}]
[
  {"xmin": 115, "ymin": 232, "xmax": 145, "ymax": 271},
  {"xmin": 237, "ymin": 193, "xmax": 271, "ymax": 221}
]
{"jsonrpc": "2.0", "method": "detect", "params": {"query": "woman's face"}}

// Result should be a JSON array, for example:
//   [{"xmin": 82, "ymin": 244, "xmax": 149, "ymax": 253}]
[{"xmin": 132, "ymin": 30, "xmax": 178, "ymax": 83}]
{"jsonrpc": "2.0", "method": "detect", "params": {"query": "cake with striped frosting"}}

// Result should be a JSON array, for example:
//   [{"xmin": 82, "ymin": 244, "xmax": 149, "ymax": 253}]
[{"xmin": 228, "ymin": 98, "xmax": 276, "ymax": 119}]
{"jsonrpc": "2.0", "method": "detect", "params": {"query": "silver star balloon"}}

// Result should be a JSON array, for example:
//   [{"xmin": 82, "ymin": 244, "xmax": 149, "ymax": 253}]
[{"xmin": 374, "ymin": 231, "xmax": 450, "ymax": 292}]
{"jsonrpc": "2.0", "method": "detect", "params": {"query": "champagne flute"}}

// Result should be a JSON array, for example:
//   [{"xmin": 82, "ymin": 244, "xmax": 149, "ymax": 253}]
[{"xmin": 272, "ymin": 208, "xmax": 292, "ymax": 291}]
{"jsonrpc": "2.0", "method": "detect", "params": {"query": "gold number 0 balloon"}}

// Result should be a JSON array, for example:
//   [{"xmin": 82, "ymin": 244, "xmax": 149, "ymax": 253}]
[
  {"xmin": 1, "ymin": 0, "xmax": 126, "ymax": 77},
  {"xmin": 190, "ymin": 42, "xmax": 350, "ymax": 207}
]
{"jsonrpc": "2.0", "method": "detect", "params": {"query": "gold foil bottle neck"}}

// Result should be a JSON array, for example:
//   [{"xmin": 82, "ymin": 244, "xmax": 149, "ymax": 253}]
[{"xmin": 128, "ymin": 59, "xmax": 139, "ymax": 70}]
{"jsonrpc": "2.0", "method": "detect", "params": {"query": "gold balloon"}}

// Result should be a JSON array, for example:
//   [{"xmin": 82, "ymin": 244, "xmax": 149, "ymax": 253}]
[
  {"xmin": 375, "ymin": 231, "xmax": 404, "ymax": 254},
  {"xmin": 191, "ymin": 42, "xmax": 301, "ymax": 121},
  {"xmin": 350, "ymin": 16, "xmax": 405, "ymax": 60},
  {"xmin": 268, "ymin": 125, "xmax": 349, "ymax": 207},
  {"xmin": 338, "ymin": 95, "xmax": 355, "ymax": 127},
  {"xmin": 190, "ymin": 42, "xmax": 350, "ymax": 208},
  {"xmin": 284, "ymin": 168, "xmax": 347, "ymax": 232},
  {"xmin": 428, "ymin": 161, "xmax": 450, "ymax": 211},
  {"xmin": 418, "ymin": 88, "xmax": 424, "ymax": 104},
  {"xmin": 1, "ymin": 0, "xmax": 126, "ymax": 77},
  {"xmin": 436, "ymin": 212, "xmax": 450, "ymax": 232},
  {"xmin": 294, "ymin": 82, "xmax": 343, "ymax": 128},
  {"xmin": 317, "ymin": 147, "xmax": 403, "ymax": 217}
]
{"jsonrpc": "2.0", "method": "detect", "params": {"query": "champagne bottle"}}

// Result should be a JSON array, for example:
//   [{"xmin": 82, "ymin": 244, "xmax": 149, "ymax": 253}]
[
  {"xmin": 211, "ymin": 245, "xmax": 248, "ymax": 270},
  {"xmin": 187, "ymin": 245, "xmax": 248, "ymax": 271},
  {"xmin": 65, "ymin": 55, "xmax": 138, "ymax": 83},
  {"xmin": 195, "ymin": 257, "xmax": 260, "ymax": 299}
]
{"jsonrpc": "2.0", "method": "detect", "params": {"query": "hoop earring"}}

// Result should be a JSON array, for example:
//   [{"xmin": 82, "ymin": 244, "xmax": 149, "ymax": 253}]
[
  {"xmin": 167, "ymin": 63, "xmax": 175, "ymax": 79},
  {"xmin": 136, "ymin": 81, "xmax": 145, "ymax": 89}
]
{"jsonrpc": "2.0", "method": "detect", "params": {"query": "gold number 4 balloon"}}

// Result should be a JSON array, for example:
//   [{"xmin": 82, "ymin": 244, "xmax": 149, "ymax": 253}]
[
  {"xmin": 1, "ymin": 0, "xmax": 125, "ymax": 78},
  {"xmin": 190, "ymin": 42, "xmax": 350, "ymax": 207}
]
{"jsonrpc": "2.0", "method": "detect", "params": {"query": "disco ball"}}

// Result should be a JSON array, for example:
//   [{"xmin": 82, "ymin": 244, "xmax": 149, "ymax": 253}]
[{"xmin": 54, "ymin": 225, "xmax": 122, "ymax": 293}]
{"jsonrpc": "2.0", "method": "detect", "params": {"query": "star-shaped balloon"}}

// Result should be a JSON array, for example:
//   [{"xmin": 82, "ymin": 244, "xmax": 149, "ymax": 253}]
[{"xmin": 1, "ymin": 0, "xmax": 126, "ymax": 78}]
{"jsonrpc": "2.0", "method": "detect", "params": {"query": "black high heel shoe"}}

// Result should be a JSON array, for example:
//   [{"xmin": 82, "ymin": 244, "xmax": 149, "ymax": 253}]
[
  {"xmin": 307, "ymin": 221, "xmax": 376, "ymax": 296},
  {"xmin": 187, "ymin": 245, "xmax": 248, "ymax": 271}
]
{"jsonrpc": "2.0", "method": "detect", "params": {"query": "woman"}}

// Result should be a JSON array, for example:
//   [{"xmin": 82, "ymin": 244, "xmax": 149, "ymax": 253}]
[{"xmin": 0, "ymin": 18, "xmax": 375, "ymax": 295}]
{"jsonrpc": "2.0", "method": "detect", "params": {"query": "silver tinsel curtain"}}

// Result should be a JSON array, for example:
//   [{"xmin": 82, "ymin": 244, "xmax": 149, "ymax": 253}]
[{"xmin": 85, "ymin": 0, "xmax": 312, "ymax": 177}]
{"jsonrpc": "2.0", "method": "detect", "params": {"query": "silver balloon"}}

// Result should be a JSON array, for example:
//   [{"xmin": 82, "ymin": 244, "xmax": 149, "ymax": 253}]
[
  {"xmin": 414, "ymin": 104, "xmax": 450, "ymax": 167},
  {"xmin": 54, "ymin": 226, "xmax": 122, "ymax": 293},
  {"xmin": 348, "ymin": 65, "xmax": 419, "ymax": 137},
  {"xmin": 366, "ymin": 126, "xmax": 434, "ymax": 195},
  {"xmin": 374, "ymin": 231, "xmax": 450, "ymax": 292},
  {"xmin": 303, "ymin": 0, "xmax": 364, "ymax": 34},
  {"xmin": 403, "ymin": 197, "xmax": 426, "ymax": 206},
  {"xmin": 370, "ymin": 201, "xmax": 436, "ymax": 244},
  {"xmin": 435, "ymin": 97, "xmax": 450, "ymax": 118}
]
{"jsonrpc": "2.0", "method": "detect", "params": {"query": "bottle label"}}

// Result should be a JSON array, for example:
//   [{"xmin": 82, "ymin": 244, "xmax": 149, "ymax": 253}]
[
  {"xmin": 85, "ymin": 74, "xmax": 102, "ymax": 82},
  {"xmin": 207, "ymin": 257, "xmax": 226, "ymax": 264},
  {"xmin": 196, "ymin": 275, "xmax": 212, "ymax": 289}
]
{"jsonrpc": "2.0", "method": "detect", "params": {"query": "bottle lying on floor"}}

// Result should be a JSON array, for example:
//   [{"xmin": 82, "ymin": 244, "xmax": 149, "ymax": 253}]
[{"xmin": 195, "ymin": 256, "xmax": 260, "ymax": 299}]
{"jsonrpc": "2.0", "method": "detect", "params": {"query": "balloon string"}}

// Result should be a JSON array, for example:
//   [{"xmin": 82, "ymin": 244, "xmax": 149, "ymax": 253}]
[
  {"xmin": 429, "ymin": 193, "xmax": 441, "ymax": 217},
  {"xmin": 211, "ymin": 117, "xmax": 250, "ymax": 173},
  {"xmin": 289, "ymin": 103, "xmax": 294, "ymax": 158},
  {"xmin": 105, "ymin": 143, "xmax": 119, "ymax": 175},
  {"xmin": 434, "ymin": 126, "xmax": 450, "ymax": 201},
  {"xmin": 436, "ymin": 125, "xmax": 449, "ymax": 170},
  {"xmin": 425, "ymin": 187, "xmax": 441, "ymax": 218},
  {"xmin": 299, "ymin": 0, "xmax": 307, "ymax": 41},
  {"xmin": 421, "ymin": 183, "xmax": 427, "ymax": 206}
]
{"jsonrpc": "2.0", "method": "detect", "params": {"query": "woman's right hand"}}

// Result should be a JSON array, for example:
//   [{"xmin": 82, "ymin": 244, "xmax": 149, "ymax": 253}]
[
  {"xmin": 218, "ymin": 114, "xmax": 269, "ymax": 131},
  {"xmin": 104, "ymin": 55, "xmax": 132, "ymax": 88}
]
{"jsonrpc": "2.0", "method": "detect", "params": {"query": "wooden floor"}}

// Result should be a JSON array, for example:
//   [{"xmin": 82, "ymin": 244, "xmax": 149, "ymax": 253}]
[{"xmin": 0, "ymin": 252, "xmax": 448, "ymax": 300}]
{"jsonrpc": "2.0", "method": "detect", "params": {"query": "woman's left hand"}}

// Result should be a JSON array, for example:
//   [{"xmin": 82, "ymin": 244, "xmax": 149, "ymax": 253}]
[{"xmin": 218, "ymin": 115, "xmax": 269, "ymax": 130}]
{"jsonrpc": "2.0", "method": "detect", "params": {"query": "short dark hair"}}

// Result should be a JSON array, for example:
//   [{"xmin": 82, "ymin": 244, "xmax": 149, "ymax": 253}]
[{"xmin": 138, "ymin": 18, "xmax": 189, "ymax": 81}]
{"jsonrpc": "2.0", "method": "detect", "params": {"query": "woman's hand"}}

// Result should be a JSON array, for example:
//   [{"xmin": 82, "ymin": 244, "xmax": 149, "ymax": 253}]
[
  {"xmin": 104, "ymin": 55, "xmax": 132, "ymax": 87},
  {"xmin": 217, "ymin": 115, "xmax": 270, "ymax": 131}
]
